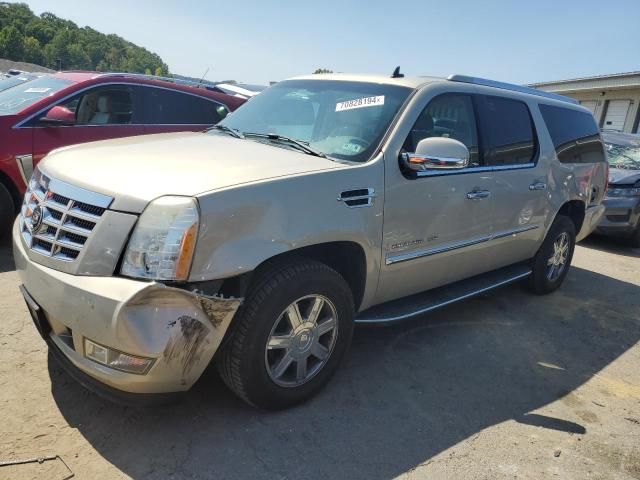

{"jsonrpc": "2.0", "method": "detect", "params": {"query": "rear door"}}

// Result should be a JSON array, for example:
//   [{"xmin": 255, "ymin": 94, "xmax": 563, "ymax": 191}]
[
  {"xmin": 140, "ymin": 87, "xmax": 229, "ymax": 134},
  {"xmin": 477, "ymin": 94, "xmax": 548, "ymax": 269},
  {"xmin": 31, "ymin": 84, "xmax": 146, "ymax": 164}
]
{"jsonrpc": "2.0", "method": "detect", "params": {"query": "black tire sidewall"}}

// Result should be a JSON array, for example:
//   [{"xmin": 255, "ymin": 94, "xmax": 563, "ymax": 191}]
[
  {"xmin": 529, "ymin": 216, "xmax": 576, "ymax": 294},
  {"xmin": 0, "ymin": 183, "xmax": 16, "ymax": 238},
  {"xmin": 238, "ymin": 263, "xmax": 354, "ymax": 409}
]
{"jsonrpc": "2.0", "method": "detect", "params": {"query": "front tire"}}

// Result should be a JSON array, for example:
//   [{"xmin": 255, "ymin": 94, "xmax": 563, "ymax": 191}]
[
  {"xmin": 527, "ymin": 215, "xmax": 576, "ymax": 295},
  {"xmin": 0, "ymin": 182, "xmax": 16, "ymax": 238},
  {"xmin": 217, "ymin": 259, "xmax": 354, "ymax": 410}
]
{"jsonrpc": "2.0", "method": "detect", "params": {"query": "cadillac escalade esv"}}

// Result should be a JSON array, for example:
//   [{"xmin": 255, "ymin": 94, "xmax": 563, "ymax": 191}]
[{"xmin": 14, "ymin": 72, "xmax": 607, "ymax": 409}]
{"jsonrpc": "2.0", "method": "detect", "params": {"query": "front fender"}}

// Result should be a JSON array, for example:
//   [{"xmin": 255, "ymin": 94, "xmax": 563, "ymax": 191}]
[{"xmin": 190, "ymin": 162, "xmax": 384, "ymax": 301}]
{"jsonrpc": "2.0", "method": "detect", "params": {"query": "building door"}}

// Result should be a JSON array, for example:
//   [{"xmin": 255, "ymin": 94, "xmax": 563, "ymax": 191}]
[
  {"xmin": 602, "ymin": 100, "xmax": 630, "ymax": 131},
  {"xmin": 579, "ymin": 100, "xmax": 597, "ymax": 117}
]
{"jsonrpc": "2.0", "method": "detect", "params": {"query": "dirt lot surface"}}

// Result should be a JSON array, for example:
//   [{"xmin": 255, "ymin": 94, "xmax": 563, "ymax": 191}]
[{"xmin": 1, "ymin": 235, "xmax": 639, "ymax": 479}]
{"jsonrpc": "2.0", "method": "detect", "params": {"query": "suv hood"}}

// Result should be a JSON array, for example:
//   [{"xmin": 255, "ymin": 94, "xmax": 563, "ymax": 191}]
[
  {"xmin": 609, "ymin": 167, "xmax": 640, "ymax": 186},
  {"xmin": 40, "ymin": 132, "xmax": 342, "ymax": 212}
]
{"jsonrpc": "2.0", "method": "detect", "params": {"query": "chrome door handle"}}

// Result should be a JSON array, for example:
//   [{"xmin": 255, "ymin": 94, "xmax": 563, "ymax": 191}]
[
  {"xmin": 466, "ymin": 190, "xmax": 491, "ymax": 200},
  {"xmin": 529, "ymin": 182, "xmax": 547, "ymax": 191}
]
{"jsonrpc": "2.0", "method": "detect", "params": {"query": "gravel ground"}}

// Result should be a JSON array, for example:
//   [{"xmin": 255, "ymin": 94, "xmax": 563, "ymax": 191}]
[{"xmin": 0, "ymin": 234, "xmax": 639, "ymax": 480}]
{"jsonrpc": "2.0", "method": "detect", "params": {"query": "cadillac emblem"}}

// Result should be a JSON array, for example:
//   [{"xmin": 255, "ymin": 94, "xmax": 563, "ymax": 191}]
[{"xmin": 31, "ymin": 205, "xmax": 44, "ymax": 231}]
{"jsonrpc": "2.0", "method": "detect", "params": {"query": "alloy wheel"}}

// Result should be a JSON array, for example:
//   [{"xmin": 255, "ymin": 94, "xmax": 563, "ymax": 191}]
[{"xmin": 265, "ymin": 295, "xmax": 338, "ymax": 387}]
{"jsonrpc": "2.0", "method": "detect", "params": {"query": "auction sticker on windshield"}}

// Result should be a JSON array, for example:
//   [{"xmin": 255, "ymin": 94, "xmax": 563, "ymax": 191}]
[{"xmin": 336, "ymin": 96, "xmax": 384, "ymax": 112}]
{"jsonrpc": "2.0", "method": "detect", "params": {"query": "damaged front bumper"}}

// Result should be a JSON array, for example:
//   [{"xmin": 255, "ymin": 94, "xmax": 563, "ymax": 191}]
[{"xmin": 13, "ymin": 222, "xmax": 241, "ymax": 401}]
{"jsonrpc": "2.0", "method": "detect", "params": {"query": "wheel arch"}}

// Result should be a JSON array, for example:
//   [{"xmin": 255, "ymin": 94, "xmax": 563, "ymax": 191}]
[
  {"xmin": 554, "ymin": 199, "xmax": 586, "ymax": 234},
  {"xmin": 0, "ymin": 169, "xmax": 21, "ymax": 213},
  {"xmin": 219, "ymin": 241, "xmax": 368, "ymax": 312}
]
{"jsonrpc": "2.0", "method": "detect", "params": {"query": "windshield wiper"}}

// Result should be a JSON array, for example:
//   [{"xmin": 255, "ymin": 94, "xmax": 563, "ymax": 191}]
[
  {"xmin": 209, "ymin": 124, "xmax": 245, "ymax": 139},
  {"xmin": 244, "ymin": 133, "xmax": 326, "ymax": 158}
]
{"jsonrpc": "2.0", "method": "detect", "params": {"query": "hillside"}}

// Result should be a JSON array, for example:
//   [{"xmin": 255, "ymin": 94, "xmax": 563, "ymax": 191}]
[
  {"xmin": 0, "ymin": 57, "xmax": 52, "ymax": 73},
  {"xmin": 0, "ymin": 2, "xmax": 168, "ymax": 74}
]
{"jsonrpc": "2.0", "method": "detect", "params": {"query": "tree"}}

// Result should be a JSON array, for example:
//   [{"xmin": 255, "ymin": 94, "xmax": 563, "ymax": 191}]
[
  {"xmin": 313, "ymin": 68, "xmax": 333, "ymax": 74},
  {"xmin": 0, "ymin": 25, "xmax": 25, "ymax": 60},
  {"xmin": 0, "ymin": 2, "xmax": 170, "ymax": 74},
  {"xmin": 22, "ymin": 36, "xmax": 42, "ymax": 64}
]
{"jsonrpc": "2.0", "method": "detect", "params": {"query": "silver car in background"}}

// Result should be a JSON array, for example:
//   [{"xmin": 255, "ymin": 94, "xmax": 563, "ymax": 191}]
[{"xmin": 596, "ymin": 131, "xmax": 640, "ymax": 246}]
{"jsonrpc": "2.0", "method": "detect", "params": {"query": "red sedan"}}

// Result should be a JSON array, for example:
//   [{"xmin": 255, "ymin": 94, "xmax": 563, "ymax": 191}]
[{"xmin": 0, "ymin": 72, "xmax": 246, "ymax": 232}]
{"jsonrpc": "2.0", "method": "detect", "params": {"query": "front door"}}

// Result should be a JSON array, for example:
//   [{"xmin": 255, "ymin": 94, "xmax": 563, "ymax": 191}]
[
  {"xmin": 31, "ymin": 84, "xmax": 146, "ymax": 164},
  {"xmin": 377, "ymin": 93, "xmax": 495, "ymax": 303}
]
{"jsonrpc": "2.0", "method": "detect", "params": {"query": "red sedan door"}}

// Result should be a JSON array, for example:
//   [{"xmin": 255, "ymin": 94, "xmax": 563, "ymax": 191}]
[{"xmin": 32, "ymin": 84, "xmax": 146, "ymax": 165}]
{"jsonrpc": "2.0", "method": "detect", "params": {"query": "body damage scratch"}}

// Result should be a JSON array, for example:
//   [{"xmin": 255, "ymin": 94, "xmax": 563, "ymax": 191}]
[
  {"xmin": 164, "ymin": 316, "xmax": 210, "ymax": 378},
  {"xmin": 162, "ymin": 292, "xmax": 242, "ymax": 379}
]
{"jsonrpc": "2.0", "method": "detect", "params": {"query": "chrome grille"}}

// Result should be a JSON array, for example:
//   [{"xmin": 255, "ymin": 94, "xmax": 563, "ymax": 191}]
[{"xmin": 19, "ymin": 170, "xmax": 111, "ymax": 262}]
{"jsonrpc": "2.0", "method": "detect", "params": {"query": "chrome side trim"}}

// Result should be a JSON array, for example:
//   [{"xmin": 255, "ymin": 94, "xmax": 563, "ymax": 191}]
[
  {"xmin": 386, "ymin": 235, "xmax": 490, "ymax": 265},
  {"xmin": 415, "ymin": 162, "xmax": 536, "ymax": 177},
  {"xmin": 385, "ymin": 224, "xmax": 540, "ymax": 265},
  {"xmin": 492, "ymin": 224, "xmax": 539, "ymax": 240},
  {"xmin": 355, "ymin": 269, "xmax": 532, "ymax": 324}
]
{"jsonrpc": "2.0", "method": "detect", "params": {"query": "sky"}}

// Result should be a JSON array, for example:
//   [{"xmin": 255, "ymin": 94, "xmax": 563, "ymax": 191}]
[{"xmin": 11, "ymin": 0, "xmax": 640, "ymax": 85}]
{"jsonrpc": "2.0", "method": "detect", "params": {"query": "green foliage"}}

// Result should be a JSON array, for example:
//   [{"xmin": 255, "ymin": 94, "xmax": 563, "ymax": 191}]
[
  {"xmin": 0, "ymin": 2, "xmax": 169, "ymax": 74},
  {"xmin": 313, "ymin": 68, "xmax": 333, "ymax": 74}
]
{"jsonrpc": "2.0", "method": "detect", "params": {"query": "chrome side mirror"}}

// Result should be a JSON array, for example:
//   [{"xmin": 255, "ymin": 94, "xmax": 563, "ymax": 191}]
[{"xmin": 402, "ymin": 137, "xmax": 470, "ymax": 172}]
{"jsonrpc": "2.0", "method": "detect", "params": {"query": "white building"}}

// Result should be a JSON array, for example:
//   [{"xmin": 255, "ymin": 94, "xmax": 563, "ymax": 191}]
[{"xmin": 530, "ymin": 71, "xmax": 640, "ymax": 133}]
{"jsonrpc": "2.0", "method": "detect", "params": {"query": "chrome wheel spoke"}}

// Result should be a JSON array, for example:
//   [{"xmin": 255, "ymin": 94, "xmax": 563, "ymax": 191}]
[
  {"xmin": 311, "ymin": 342, "xmax": 329, "ymax": 361},
  {"xmin": 267, "ymin": 335, "xmax": 292, "ymax": 350},
  {"xmin": 272, "ymin": 353, "xmax": 294, "ymax": 379},
  {"xmin": 286, "ymin": 304, "xmax": 303, "ymax": 329},
  {"xmin": 307, "ymin": 297, "xmax": 324, "ymax": 325},
  {"xmin": 317, "ymin": 317, "xmax": 336, "ymax": 336},
  {"xmin": 296, "ymin": 357, "xmax": 308, "ymax": 382}
]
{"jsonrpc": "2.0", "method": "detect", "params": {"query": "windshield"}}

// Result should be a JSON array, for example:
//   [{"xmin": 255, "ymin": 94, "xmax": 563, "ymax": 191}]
[
  {"xmin": 215, "ymin": 79, "xmax": 412, "ymax": 162},
  {"xmin": 0, "ymin": 76, "xmax": 73, "ymax": 116},
  {"xmin": 605, "ymin": 142, "xmax": 640, "ymax": 170},
  {"xmin": 0, "ymin": 74, "xmax": 37, "ymax": 93}
]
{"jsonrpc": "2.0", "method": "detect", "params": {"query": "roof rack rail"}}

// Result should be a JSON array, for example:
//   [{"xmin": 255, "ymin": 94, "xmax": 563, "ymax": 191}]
[
  {"xmin": 98, "ymin": 72, "xmax": 221, "ymax": 90},
  {"xmin": 447, "ymin": 74, "xmax": 579, "ymax": 105}
]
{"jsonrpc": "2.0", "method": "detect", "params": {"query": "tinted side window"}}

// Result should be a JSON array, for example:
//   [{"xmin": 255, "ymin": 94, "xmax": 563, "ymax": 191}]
[
  {"xmin": 476, "ymin": 95, "xmax": 536, "ymax": 166},
  {"xmin": 539, "ymin": 104, "xmax": 605, "ymax": 164},
  {"xmin": 145, "ymin": 88, "xmax": 226, "ymax": 125},
  {"xmin": 404, "ymin": 93, "xmax": 480, "ymax": 166}
]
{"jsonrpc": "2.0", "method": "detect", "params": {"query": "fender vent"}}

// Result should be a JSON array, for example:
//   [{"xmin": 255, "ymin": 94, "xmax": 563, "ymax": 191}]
[{"xmin": 338, "ymin": 188, "xmax": 376, "ymax": 208}]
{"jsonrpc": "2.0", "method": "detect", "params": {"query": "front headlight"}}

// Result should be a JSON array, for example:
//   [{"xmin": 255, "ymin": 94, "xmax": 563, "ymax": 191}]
[
  {"xmin": 121, "ymin": 196, "xmax": 199, "ymax": 281},
  {"xmin": 606, "ymin": 186, "xmax": 640, "ymax": 198}
]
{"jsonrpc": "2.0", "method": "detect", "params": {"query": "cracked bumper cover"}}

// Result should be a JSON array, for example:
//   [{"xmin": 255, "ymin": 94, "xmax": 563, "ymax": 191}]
[{"xmin": 13, "ymin": 221, "xmax": 242, "ymax": 398}]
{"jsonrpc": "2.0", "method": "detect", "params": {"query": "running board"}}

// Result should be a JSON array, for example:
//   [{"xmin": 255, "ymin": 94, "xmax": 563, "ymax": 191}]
[{"xmin": 355, "ymin": 263, "xmax": 532, "ymax": 325}]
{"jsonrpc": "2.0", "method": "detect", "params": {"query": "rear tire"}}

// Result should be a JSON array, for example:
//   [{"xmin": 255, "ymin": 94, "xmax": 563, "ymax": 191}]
[
  {"xmin": 629, "ymin": 222, "xmax": 640, "ymax": 248},
  {"xmin": 0, "ymin": 182, "xmax": 16, "ymax": 238},
  {"xmin": 527, "ymin": 215, "xmax": 576, "ymax": 295},
  {"xmin": 217, "ymin": 259, "xmax": 354, "ymax": 410}
]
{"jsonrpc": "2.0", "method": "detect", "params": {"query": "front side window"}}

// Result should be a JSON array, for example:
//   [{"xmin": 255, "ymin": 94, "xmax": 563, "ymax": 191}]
[
  {"xmin": 476, "ymin": 95, "xmax": 537, "ymax": 166},
  {"xmin": 0, "ymin": 76, "xmax": 73, "ymax": 116},
  {"xmin": 145, "ymin": 88, "xmax": 226, "ymax": 125},
  {"xmin": 217, "ymin": 79, "xmax": 412, "ymax": 162},
  {"xmin": 68, "ymin": 87, "xmax": 135, "ymax": 125},
  {"xmin": 403, "ymin": 93, "xmax": 480, "ymax": 166},
  {"xmin": 539, "ymin": 104, "xmax": 604, "ymax": 164}
]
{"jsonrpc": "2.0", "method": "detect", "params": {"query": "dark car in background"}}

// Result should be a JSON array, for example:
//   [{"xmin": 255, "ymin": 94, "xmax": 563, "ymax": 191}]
[
  {"xmin": 0, "ymin": 72, "xmax": 245, "ymax": 233},
  {"xmin": 596, "ymin": 131, "xmax": 640, "ymax": 246}
]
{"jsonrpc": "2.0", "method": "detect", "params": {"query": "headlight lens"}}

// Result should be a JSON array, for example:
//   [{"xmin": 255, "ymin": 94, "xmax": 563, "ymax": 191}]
[
  {"xmin": 121, "ymin": 196, "xmax": 199, "ymax": 281},
  {"xmin": 606, "ymin": 186, "xmax": 640, "ymax": 198}
]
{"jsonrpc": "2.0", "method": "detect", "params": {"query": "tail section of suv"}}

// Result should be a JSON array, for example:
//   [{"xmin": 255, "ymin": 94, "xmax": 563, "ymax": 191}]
[
  {"xmin": 0, "ymin": 72, "xmax": 245, "ymax": 235},
  {"xmin": 13, "ymin": 71, "xmax": 606, "ymax": 409}
]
